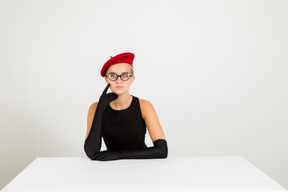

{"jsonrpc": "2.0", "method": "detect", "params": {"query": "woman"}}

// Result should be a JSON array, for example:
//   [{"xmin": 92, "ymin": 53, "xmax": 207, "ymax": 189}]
[{"xmin": 84, "ymin": 52, "xmax": 168, "ymax": 161}]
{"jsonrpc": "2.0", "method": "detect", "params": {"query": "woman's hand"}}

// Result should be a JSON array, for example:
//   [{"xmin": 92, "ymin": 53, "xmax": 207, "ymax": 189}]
[
  {"xmin": 93, "ymin": 151, "xmax": 121, "ymax": 161},
  {"xmin": 98, "ymin": 83, "xmax": 118, "ymax": 113}
]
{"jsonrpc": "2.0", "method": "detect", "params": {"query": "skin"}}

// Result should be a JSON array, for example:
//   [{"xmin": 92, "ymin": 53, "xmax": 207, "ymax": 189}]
[{"xmin": 85, "ymin": 63, "xmax": 166, "ymax": 143}]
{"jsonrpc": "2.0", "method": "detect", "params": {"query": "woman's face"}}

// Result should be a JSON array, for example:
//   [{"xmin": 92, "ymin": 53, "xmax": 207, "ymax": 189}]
[{"xmin": 105, "ymin": 63, "xmax": 135, "ymax": 95}]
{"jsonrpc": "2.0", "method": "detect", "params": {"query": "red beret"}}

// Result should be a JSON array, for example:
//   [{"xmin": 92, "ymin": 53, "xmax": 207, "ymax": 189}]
[{"xmin": 100, "ymin": 52, "xmax": 135, "ymax": 77}]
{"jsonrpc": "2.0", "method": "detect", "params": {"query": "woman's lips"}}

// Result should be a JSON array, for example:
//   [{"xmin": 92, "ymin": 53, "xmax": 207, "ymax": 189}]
[{"xmin": 116, "ymin": 86, "xmax": 123, "ymax": 89}]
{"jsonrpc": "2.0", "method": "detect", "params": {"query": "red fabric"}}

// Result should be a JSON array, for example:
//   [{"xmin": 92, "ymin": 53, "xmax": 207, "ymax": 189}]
[{"xmin": 101, "ymin": 52, "xmax": 135, "ymax": 77}]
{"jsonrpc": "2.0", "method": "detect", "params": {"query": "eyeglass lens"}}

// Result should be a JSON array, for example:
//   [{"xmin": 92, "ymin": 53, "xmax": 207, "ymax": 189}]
[{"xmin": 108, "ymin": 73, "xmax": 131, "ymax": 81}]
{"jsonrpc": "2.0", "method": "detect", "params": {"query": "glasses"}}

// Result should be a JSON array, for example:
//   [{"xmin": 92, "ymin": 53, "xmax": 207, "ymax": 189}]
[{"xmin": 106, "ymin": 72, "xmax": 133, "ymax": 81}]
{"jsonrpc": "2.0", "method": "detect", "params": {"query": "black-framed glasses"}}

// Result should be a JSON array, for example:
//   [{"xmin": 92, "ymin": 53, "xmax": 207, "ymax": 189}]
[{"xmin": 106, "ymin": 72, "xmax": 133, "ymax": 81}]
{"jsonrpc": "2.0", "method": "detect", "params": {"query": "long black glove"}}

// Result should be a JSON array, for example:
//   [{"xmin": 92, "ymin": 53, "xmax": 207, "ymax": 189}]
[
  {"xmin": 92, "ymin": 139, "xmax": 168, "ymax": 161},
  {"xmin": 84, "ymin": 83, "xmax": 118, "ymax": 160}
]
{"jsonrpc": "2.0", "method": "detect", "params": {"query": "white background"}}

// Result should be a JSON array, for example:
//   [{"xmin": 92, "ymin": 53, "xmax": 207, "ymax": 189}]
[{"xmin": 0, "ymin": 0, "xmax": 287, "ymax": 190}]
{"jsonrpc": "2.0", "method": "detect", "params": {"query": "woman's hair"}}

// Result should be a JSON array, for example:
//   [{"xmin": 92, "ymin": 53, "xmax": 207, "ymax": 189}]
[
  {"xmin": 128, "ymin": 65, "xmax": 134, "ymax": 76},
  {"xmin": 105, "ymin": 64, "xmax": 134, "ymax": 76}
]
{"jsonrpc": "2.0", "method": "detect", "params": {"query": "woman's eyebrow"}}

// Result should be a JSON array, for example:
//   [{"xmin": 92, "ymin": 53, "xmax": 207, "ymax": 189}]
[{"xmin": 109, "ymin": 72, "xmax": 129, "ymax": 74}]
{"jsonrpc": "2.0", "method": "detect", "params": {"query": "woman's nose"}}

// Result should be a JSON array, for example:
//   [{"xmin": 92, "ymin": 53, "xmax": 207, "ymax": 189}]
[{"xmin": 116, "ymin": 76, "xmax": 123, "ymax": 83}]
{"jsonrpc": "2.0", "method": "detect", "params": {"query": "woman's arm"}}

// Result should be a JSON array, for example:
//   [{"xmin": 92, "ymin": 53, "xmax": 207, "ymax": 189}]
[
  {"xmin": 93, "ymin": 139, "xmax": 167, "ymax": 161},
  {"xmin": 141, "ymin": 99, "xmax": 166, "ymax": 142},
  {"xmin": 86, "ymin": 102, "xmax": 98, "ymax": 140},
  {"xmin": 93, "ymin": 99, "xmax": 168, "ymax": 161},
  {"xmin": 84, "ymin": 101, "xmax": 103, "ymax": 159},
  {"xmin": 84, "ymin": 84, "xmax": 118, "ymax": 160}
]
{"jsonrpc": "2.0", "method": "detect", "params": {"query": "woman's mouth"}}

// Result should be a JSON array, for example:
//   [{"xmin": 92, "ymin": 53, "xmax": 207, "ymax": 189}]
[{"xmin": 116, "ymin": 86, "xmax": 123, "ymax": 89}]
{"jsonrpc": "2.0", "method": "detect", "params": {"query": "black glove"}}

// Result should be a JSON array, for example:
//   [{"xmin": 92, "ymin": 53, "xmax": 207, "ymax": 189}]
[
  {"xmin": 93, "ymin": 139, "xmax": 168, "ymax": 161},
  {"xmin": 84, "ymin": 83, "xmax": 118, "ymax": 160}
]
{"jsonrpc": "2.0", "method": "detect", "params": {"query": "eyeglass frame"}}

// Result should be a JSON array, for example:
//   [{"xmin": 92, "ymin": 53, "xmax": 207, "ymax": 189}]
[{"xmin": 105, "ymin": 72, "xmax": 133, "ymax": 81}]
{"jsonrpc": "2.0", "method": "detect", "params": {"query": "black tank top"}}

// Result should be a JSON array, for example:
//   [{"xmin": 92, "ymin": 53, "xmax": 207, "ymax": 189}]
[{"xmin": 102, "ymin": 95, "xmax": 148, "ymax": 151}]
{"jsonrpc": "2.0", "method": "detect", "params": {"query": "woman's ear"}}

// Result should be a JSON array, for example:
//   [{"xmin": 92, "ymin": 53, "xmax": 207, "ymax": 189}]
[
  {"xmin": 131, "ymin": 75, "xmax": 135, "ymax": 84},
  {"xmin": 105, "ymin": 77, "xmax": 108, "ymax": 84}
]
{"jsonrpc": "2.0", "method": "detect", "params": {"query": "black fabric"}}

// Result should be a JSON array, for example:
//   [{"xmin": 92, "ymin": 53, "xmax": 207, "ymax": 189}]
[
  {"xmin": 102, "ymin": 95, "xmax": 147, "ymax": 151},
  {"xmin": 84, "ymin": 84, "xmax": 168, "ymax": 161},
  {"xmin": 93, "ymin": 139, "xmax": 168, "ymax": 161},
  {"xmin": 84, "ymin": 84, "xmax": 118, "ymax": 159},
  {"xmin": 120, "ymin": 139, "xmax": 168, "ymax": 159}
]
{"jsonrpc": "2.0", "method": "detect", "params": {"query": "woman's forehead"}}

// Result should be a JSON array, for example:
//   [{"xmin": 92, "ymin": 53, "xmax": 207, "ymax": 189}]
[{"xmin": 107, "ymin": 63, "xmax": 130, "ymax": 73}]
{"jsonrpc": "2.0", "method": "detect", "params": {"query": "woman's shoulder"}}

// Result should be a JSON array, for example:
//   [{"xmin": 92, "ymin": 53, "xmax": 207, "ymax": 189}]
[
  {"xmin": 139, "ymin": 98, "xmax": 152, "ymax": 107},
  {"xmin": 88, "ymin": 101, "xmax": 98, "ymax": 112},
  {"xmin": 138, "ymin": 98, "xmax": 155, "ymax": 118}
]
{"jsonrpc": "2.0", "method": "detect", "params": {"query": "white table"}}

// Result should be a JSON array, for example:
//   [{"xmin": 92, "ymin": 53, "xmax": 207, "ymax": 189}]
[{"xmin": 1, "ymin": 156, "xmax": 287, "ymax": 192}]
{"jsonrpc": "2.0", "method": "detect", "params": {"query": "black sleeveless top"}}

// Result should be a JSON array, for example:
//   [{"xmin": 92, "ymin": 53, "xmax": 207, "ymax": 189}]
[{"xmin": 102, "ymin": 95, "xmax": 148, "ymax": 151}]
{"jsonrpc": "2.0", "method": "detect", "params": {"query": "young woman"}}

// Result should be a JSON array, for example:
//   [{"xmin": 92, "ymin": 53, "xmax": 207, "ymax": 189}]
[{"xmin": 84, "ymin": 52, "xmax": 168, "ymax": 161}]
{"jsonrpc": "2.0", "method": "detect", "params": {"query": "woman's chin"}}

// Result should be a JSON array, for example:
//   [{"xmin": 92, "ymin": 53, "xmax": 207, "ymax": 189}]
[
  {"xmin": 112, "ymin": 89, "xmax": 126, "ymax": 95},
  {"xmin": 111, "ymin": 89, "xmax": 121, "ymax": 93}
]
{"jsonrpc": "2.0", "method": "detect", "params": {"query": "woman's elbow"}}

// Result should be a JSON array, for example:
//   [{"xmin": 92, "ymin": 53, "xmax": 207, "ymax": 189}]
[
  {"xmin": 84, "ymin": 142, "xmax": 97, "ymax": 160},
  {"xmin": 153, "ymin": 139, "xmax": 168, "ymax": 158}
]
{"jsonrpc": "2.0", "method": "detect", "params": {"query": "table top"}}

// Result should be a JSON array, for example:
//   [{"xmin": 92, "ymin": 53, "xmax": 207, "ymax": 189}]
[{"xmin": 1, "ymin": 156, "xmax": 287, "ymax": 192}]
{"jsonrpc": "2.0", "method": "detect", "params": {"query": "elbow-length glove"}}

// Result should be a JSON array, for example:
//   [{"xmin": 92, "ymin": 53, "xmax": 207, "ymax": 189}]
[
  {"xmin": 93, "ymin": 139, "xmax": 168, "ymax": 161},
  {"xmin": 84, "ymin": 83, "xmax": 118, "ymax": 160}
]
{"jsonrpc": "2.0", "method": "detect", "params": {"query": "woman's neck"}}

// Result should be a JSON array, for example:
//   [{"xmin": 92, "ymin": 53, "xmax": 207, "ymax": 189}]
[{"xmin": 110, "ymin": 93, "xmax": 132, "ymax": 109}]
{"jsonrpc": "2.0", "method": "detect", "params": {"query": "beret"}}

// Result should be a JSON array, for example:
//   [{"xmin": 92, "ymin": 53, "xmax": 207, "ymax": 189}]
[{"xmin": 100, "ymin": 52, "xmax": 135, "ymax": 77}]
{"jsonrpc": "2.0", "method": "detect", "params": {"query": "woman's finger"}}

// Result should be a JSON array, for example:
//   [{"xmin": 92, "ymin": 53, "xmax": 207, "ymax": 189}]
[
  {"xmin": 107, "ymin": 93, "xmax": 118, "ymax": 101},
  {"xmin": 101, "ymin": 83, "xmax": 110, "ymax": 95}
]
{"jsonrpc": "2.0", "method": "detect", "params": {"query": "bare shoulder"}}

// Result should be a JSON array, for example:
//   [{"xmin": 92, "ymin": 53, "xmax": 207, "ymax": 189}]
[
  {"xmin": 85, "ymin": 101, "xmax": 98, "ymax": 139},
  {"xmin": 139, "ymin": 99, "xmax": 154, "ymax": 119},
  {"xmin": 89, "ymin": 101, "xmax": 98, "ymax": 111},
  {"xmin": 139, "ymin": 98, "xmax": 166, "ymax": 141},
  {"xmin": 139, "ymin": 98, "xmax": 151, "ymax": 105},
  {"xmin": 88, "ymin": 101, "xmax": 98, "ymax": 122}
]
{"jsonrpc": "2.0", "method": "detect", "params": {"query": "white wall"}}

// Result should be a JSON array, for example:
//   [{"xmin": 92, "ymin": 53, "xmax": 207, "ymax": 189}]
[{"xmin": 0, "ymin": 0, "xmax": 287, "ymax": 190}]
